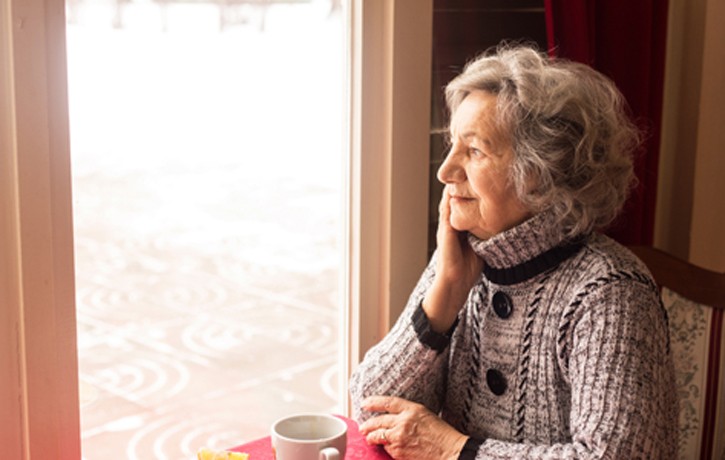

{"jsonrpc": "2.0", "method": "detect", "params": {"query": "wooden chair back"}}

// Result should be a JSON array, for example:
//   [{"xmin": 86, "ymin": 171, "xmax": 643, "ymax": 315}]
[
  {"xmin": 629, "ymin": 246, "xmax": 724, "ymax": 310},
  {"xmin": 629, "ymin": 245, "xmax": 725, "ymax": 460}
]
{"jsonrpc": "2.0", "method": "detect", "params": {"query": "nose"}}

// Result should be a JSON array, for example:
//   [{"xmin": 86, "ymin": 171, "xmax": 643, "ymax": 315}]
[{"xmin": 437, "ymin": 145, "xmax": 465, "ymax": 184}]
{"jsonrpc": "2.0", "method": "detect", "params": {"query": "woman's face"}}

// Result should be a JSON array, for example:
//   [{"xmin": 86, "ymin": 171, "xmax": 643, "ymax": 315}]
[{"xmin": 437, "ymin": 90, "xmax": 531, "ymax": 240}]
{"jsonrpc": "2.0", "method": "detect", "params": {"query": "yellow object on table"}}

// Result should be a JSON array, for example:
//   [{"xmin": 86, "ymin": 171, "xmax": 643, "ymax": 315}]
[{"xmin": 197, "ymin": 447, "xmax": 250, "ymax": 460}]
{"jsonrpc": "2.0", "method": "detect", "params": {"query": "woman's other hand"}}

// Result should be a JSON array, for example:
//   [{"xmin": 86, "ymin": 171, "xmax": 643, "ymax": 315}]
[
  {"xmin": 423, "ymin": 185, "xmax": 483, "ymax": 332},
  {"xmin": 359, "ymin": 396, "xmax": 468, "ymax": 460}
]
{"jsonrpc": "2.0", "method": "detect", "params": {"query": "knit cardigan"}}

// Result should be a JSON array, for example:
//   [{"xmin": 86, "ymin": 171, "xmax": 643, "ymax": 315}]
[{"xmin": 349, "ymin": 212, "xmax": 678, "ymax": 459}]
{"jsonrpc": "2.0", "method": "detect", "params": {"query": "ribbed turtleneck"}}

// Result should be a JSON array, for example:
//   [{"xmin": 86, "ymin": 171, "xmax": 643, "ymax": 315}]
[{"xmin": 467, "ymin": 211, "xmax": 585, "ymax": 285}]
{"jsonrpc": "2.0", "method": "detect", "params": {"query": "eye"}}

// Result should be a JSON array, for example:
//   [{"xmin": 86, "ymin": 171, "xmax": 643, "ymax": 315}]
[{"xmin": 469, "ymin": 147, "xmax": 484, "ymax": 157}]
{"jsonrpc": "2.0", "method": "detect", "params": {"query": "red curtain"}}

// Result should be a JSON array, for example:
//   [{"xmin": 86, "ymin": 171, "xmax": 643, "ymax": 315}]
[{"xmin": 544, "ymin": 0, "xmax": 669, "ymax": 245}]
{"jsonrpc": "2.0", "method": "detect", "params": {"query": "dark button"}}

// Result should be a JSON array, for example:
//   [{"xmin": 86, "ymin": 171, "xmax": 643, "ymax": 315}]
[
  {"xmin": 492, "ymin": 291, "xmax": 513, "ymax": 319},
  {"xmin": 486, "ymin": 369, "xmax": 507, "ymax": 396}
]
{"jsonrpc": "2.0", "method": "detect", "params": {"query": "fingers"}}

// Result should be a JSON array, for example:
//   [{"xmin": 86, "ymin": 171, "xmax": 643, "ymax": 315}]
[
  {"xmin": 357, "ymin": 396, "xmax": 466, "ymax": 459},
  {"xmin": 359, "ymin": 396, "xmax": 416, "ymax": 446},
  {"xmin": 362, "ymin": 428, "xmax": 391, "ymax": 446},
  {"xmin": 437, "ymin": 186, "xmax": 454, "ymax": 236},
  {"xmin": 361, "ymin": 395, "xmax": 411, "ymax": 414},
  {"xmin": 378, "ymin": 428, "xmax": 390, "ymax": 445},
  {"xmin": 359, "ymin": 413, "xmax": 396, "ymax": 435},
  {"xmin": 358, "ymin": 396, "xmax": 428, "ymax": 443},
  {"xmin": 438, "ymin": 185, "xmax": 451, "ymax": 218},
  {"xmin": 359, "ymin": 411, "xmax": 395, "ymax": 447}
]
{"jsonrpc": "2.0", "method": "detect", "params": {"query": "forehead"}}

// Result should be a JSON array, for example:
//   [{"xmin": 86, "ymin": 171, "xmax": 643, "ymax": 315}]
[{"xmin": 450, "ymin": 90, "xmax": 501, "ymax": 137}]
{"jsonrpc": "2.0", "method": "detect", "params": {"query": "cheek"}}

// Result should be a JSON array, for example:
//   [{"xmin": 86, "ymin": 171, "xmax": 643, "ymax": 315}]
[
  {"xmin": 471, "ymin": 179, "xmax": 516, "ymax": 221},
  {"xmin": 477, "ymin": 183, "xmax": 530, "ymax": 230},
  {"xmin": 472, "ymin": 180, "xmax": 506, "ymax": 209}
]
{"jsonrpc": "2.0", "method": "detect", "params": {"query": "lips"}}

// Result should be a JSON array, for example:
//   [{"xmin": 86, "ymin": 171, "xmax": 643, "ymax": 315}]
[
  {"xmin": 446, "ymin": 187, "xmax": 475, "ymax": 203},
  {"xmin": 449, "ymin": 196, "xmax": 475, "ymax": 209}
]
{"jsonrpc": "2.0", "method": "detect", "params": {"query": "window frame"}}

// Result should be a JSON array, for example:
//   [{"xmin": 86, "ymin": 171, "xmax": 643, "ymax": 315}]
[
  {"xmin": 1, "ymin": 0, "xmax": 81, "ymax": 457},
  {"xmin": 342, "ymin": 0, "xmax": 432, "ymax": 407}
]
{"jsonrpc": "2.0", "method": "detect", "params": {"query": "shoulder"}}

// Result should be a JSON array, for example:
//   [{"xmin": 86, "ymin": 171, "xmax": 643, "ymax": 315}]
[
  {"xmin": 565, "ymin": 233, "xmax": 656, "ymax": 292},
  {"xmin": 554, "ymin": 235, "xmax": 670, "ymax": 371},
  {"xmin": 554, "ymin": 234, "xmax": 665, "ymax": 344}
]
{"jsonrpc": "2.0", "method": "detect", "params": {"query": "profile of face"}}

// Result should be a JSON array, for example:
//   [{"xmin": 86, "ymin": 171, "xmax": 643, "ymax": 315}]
[{"xmin": 437, "ymin": 90, "xmax": 532, "ymax": 240}]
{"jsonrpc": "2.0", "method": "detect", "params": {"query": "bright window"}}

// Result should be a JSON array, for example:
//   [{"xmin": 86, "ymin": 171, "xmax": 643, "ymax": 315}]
[{"xmin": 66, "ymin": 2, "xmax": 345, "ymax": 458}]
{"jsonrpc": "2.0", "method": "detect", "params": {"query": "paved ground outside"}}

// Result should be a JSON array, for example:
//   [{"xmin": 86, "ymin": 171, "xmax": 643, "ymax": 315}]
[{"xmin": 67, "ymin": 2, "xmax": 345, "ymax": 458}]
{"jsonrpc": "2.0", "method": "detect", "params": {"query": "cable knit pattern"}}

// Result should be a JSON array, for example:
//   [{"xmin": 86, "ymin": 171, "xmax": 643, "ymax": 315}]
[{"xmin": 349, "ymin": 212, "xmax": 678, "ymax": 459}]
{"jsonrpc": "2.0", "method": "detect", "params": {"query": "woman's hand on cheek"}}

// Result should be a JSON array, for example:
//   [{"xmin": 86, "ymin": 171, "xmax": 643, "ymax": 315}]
[
  {"xmin": 358, "ymin": 396, "xmax": 468, "ymax": 460},
  {"xmin": 422, "ymin": 186, "xmax": 483, "ymax": 333},
  {"xmin": 437, "ymin": 185, "xmax": 482, "ymax": 282}
]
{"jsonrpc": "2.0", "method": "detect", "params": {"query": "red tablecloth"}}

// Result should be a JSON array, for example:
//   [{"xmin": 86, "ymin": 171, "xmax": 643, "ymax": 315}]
[{"xmin": 229, "ymin": 416, "xmax": 392, "ymax": 459}]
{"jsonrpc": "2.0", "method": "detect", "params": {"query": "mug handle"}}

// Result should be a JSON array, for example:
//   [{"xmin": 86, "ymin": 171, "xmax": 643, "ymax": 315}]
[{"xmin": 319, "ymin": 447, "xmax": 340, "ymax": 460}]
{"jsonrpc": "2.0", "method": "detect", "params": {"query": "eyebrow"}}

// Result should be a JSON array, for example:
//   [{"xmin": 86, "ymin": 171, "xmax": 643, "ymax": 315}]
[
  {"xmin": 447, "ymin": 128, "xmax": 478, "ymax": 140},
  {"xmin": 460, "ymin": 131, "xmax": 493, "ymax": 147}
]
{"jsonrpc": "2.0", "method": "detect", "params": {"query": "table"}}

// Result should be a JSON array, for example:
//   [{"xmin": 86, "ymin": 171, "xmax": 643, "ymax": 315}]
[{"xmin": 229, "ymin": 416, "xmax": 392, "ymax": 459}]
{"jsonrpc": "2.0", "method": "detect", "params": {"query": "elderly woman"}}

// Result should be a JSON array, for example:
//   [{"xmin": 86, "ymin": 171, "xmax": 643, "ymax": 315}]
[{"xmin": 349, "ymin": 45, "xmax": 677, "ymax": 459}]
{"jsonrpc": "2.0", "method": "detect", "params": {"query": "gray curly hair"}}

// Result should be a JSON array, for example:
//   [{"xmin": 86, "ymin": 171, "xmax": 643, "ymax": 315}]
[{"xmin": 445, "ymin": 44, "xmax": 640, "ymax": 239}]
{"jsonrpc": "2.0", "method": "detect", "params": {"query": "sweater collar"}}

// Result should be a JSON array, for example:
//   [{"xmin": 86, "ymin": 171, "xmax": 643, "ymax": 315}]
[{"xmin": 467, "ymin": 211, "xmax": 584, "ymax": 285}]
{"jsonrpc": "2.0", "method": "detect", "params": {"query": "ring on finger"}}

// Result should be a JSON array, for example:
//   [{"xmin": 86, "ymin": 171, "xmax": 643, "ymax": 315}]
[{"xmin": 380, "ymin": 429, "xmax": 389, "ymax": 445}]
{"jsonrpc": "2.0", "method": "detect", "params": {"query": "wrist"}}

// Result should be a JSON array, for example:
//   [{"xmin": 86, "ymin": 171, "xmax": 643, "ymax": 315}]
[
  {"xmin": 422, "ymin": 281, "xmax": 468, "ymax": 333},
  {"xmin": 412, "ymin": 303, "xmax": 458, "ymax": 353}
]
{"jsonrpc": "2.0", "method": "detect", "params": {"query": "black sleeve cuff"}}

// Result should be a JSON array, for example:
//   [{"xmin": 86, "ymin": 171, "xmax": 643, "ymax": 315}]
[
  {"xmin": 411, "ymin": 302, "xmax": 458, "ymax": 353},
  {"xmin": 457, "ymin": 437, "xmax": 484, "ymax": 460}
]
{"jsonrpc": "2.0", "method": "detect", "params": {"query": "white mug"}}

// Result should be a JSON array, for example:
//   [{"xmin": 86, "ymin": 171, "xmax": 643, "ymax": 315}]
[{"xmin": 271, "ymin": 413, "xmax": 347, "ymax": 460}]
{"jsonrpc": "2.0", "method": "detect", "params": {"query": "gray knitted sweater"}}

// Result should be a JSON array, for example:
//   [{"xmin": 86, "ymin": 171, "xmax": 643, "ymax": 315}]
[{"xmin": 349, "ymin": 212, "xmax": 678, "ymax": 459}]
